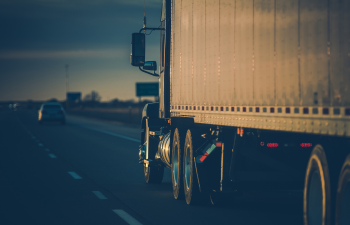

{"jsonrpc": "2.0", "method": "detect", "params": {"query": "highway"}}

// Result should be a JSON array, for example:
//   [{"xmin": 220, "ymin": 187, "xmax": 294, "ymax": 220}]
[{"xmin": 1, "ymin": 110, "xmax": 303, "ymax": 225}]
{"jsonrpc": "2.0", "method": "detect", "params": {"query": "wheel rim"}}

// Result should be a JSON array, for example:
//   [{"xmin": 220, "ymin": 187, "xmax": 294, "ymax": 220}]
[
  {"xmin": 144, "ymin": 130, "xmax": 148, "ymax": 169},
  {"xmin": 308, "ymin": 171, "xmax": 323, "ymax": 225},
  {"xmin": 340, "ymin": 181, "xmax": 350, "ymax": 225},
  {"xmin": 173, "ymin": 144, "xmax": 178, "ymax": 184},
  {"xmin": 185, "ymin": 145, "xmax": 191, "ymax": 189}
]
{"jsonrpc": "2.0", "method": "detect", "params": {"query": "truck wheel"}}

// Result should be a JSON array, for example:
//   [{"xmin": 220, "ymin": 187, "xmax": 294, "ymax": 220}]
[
  {"xmin": 183, "ymin": 129, "xmax": 206, "ymax": 205},
  {"xmin": 335, "ymin": 154, "xmax": 350, "ymax": 225},
  {"xmin": 304, "ymin": 145, "xmax": 331, "ymax": 225},
  {"xmin": 144, "ymin": 118, "xmax": 164, "ymax": 183},
  {"xmin": 172, "ymin": 128, "xmax": 184, "ymax": 199}
]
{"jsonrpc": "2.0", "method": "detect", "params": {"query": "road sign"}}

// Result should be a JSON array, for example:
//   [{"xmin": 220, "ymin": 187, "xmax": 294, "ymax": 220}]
[
  {"xmin": 66, "ymin": 92, "xmax": 81, "ymax": 102},
  {"xmin": 136, "ymin": 83, "xmax": 159, "ymax": 97}
]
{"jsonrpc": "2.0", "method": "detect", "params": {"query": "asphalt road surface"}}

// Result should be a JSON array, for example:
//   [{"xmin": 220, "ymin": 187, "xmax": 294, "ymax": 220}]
[{"xmin": 0, "ymin": 110, "xmax": 304, "ymax": 225}]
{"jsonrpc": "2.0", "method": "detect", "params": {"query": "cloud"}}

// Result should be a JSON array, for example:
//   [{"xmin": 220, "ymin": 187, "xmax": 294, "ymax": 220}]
[{"xmin": 0, "ymin": 49, "xmax": 128, "ymax": 59}]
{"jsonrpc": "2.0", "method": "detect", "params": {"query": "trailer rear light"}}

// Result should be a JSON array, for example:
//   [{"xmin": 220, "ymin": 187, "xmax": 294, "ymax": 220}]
[
  {"xmin": 300, "ymin": 143, "xmax": 312, "ymax": 147},
  {"xmin": 215, "ymin": 142, "xmax": 222, "ymax": 147},
  {"xmin": 199, "ymin": 152, "xmax": 209, "ymax": 162},
  {"xmin": 237, "ymin": 128, "xmax": 244, "ymax": 137},
  {"xmin": 267, "ymin": 143, "xmax": 279, "ymax": 147}
]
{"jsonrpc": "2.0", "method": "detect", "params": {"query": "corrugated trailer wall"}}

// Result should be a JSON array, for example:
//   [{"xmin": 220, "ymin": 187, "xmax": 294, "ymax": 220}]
[
  {"xmin": 275, "ymin": 0, "xmax": 299, "ymax": 106},
  {"xmin": 171, "ymin": 0, "xmax": 350, "ymax": 137},
  {"xmin": 193, "ymin": 0, "xmax": 206, "ymax": 105},
  {"xmin": 219, "ymin": 0, "xmax": 235, "ymax": 107}
]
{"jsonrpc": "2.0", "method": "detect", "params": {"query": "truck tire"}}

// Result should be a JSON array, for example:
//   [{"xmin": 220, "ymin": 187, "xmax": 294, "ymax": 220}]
[
  {"xmin": 304, "ymin": 145, "xmax": 331, "ymax": 225},
  {"xmin": 172, "ymin": 128, "xmax": 184, "ymax": 199},
  {"xmin": 335, "ymin": 154, "xmax": 350, "ymax": 225},
  {"xmin": 183, "ymin": 129, "xmax": 207, "ymax": 205},
  {"xmin": 144, "ymin": 118, "xmax": 164, "ymax": 183}
]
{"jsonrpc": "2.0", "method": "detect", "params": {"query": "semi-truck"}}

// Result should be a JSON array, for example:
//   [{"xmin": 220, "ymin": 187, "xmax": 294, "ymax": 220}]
[{"xmin": 130, "ymin": 1, "xmax": 350, "ymax": 225}]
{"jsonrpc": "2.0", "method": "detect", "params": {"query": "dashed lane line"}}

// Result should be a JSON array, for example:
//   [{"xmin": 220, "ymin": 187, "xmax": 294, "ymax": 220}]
[
  {"xmin": 92, "ymin": 191, "xmax": 107, "ymax": 200},
  {"xmin": 113, "ymin": 210, "xmax": 143, "ymax": 225},
  {"xmin": 76, "ymin": 125, "xmax": 139, "ymax": 143},
  {"xmin": 48, "ymin": 154, "xmax": 57, "ymax": 158},
  {"xmin": 17, "ymin": 116, "xmax": 143, "ymax": 225},
  {"xmin": 68, "ymin": 171, "xmax": 82, "ymax": 179}
]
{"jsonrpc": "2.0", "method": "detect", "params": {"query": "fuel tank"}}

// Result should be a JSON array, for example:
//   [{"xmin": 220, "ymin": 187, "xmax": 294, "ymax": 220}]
[{"xmin": 157, "ymin": 132, "xmax": 171, "ymax": 168}]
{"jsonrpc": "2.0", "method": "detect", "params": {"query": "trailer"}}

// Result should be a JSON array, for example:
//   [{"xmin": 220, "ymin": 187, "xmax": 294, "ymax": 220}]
[{"xmin": 130, "ymin": 0, "xmax": 350, "ymax": 224}]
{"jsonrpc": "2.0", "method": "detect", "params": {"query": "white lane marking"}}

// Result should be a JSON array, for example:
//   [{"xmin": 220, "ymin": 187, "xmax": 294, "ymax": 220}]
[
  {"xmin": 68, "ymin": 171, "xmax": 82, "ymax": 179},
  {"xmin": 45, "ymin": 148, "xmax": 50, "ymax": 151},
  {"xmin": 92, "ymin": 191, "xmax": 107, "ymax": 200},
  {"xmin": 38, "ymin": 143, "xmax": 43, "ymax": 147},
  {"xmin": 113, "ymin": 210, "xmax": 143, "ymax": 225},
  {"xmin": 78, "ymin": 125, "xmax": 139, "ymax": 143},
  {"xmin": 48, "ymin": 154, "xmax": 57, "ymax": 158}
]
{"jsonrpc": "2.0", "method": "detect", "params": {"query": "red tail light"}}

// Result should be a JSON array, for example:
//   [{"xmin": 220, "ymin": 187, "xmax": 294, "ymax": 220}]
[
  {"xmin": 267, "ymin": 143, "xmax": 279, "ymax": 148},
  {"xmin": 215, "ymin": 142, "xmax": 222, "ymax": 147},
  {"xmin": 300, "ymin": 143, "xmax": 312, "ymax": 147}
]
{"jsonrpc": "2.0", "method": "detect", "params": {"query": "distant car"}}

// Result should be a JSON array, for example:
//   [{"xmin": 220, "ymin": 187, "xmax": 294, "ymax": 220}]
[{"xmin": 38, "ymin": 102, "xmax": 65, "ymax": 125}]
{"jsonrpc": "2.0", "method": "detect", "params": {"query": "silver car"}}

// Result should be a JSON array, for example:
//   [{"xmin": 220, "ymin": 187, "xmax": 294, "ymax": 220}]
[{"xmin": 38, "ymin": 102, "xmax": 65, "ymax": 125}]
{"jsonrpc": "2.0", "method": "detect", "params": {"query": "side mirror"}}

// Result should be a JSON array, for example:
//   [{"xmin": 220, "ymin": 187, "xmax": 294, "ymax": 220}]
[
  {"xmin": 143, "ymin": 61, "xmax": 157, "ymax": 71},
  {"xmin": 130, "ymin": 33, "xmax": 145, "ymax": 66}
]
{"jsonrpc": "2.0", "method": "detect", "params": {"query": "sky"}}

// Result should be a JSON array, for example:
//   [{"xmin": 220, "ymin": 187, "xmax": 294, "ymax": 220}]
[{"xmin": 0, "ymin": 0, "xmax": 163, "ymax": 102}]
